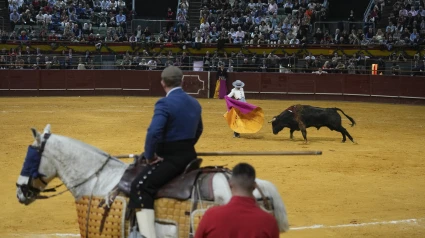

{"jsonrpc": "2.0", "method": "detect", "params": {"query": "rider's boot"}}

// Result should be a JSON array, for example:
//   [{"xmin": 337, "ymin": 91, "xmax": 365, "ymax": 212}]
[{"xmin": 136, "ymin": 209, "xmax": 157, "ymax": 238}]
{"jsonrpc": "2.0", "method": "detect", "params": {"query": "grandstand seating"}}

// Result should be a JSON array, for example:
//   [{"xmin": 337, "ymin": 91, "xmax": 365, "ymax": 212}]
[
  {"xmin": 0, "ymin": 0, "xmax": 424, "ymax": 76},
  {"xmin": 1, "ymin": 0, "xmax": 10, "ymax": 31}
]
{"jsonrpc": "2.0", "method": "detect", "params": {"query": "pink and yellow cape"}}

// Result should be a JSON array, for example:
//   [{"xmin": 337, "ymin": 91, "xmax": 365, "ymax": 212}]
[{"xmin": 223, "ymin": 96, "xmax": 264, "ymax": 133}]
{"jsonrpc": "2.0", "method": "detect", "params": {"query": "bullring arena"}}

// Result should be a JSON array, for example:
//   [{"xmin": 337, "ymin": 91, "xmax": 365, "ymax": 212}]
[{"xmin": 1, "ymin": 70, "xmax": 425, "ymax": 238}]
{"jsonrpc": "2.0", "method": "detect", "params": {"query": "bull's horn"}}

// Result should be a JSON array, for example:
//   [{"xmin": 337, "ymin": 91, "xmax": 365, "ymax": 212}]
[{"xmin": 268, "ymin": 118, "xmax": 276, "ymax": 123}]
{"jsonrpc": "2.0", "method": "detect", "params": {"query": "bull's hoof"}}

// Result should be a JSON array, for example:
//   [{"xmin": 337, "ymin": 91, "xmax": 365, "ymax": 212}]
[{"xmin": 341, "ymin": 140, "xmax": 346, "ymax": 143}]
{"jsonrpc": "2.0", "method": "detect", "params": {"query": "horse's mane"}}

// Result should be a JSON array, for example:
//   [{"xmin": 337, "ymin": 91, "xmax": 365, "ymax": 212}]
[{"xmin": 50, "ymin": 134, "xmax": 123, "ymax": 163}]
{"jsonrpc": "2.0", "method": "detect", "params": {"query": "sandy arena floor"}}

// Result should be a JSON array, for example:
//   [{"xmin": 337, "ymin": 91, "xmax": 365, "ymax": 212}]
[{"xmin": 1, "ymin": 96, "xmax": 425, "ymax": 238}]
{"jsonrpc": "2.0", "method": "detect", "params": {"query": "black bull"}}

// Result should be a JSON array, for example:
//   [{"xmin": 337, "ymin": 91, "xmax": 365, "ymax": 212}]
[{"xmin": 269, "ymin": 105, "xmax": 356, "ymax": 143}]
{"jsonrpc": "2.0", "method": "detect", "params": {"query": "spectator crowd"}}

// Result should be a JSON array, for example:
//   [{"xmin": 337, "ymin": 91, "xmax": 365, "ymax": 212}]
[
  {"xmin": 359, "ymin": 0, "xmax": 425, "ymax": 48},
  {"xmin": 2, "ymin": 0, "xmax": 425, "ymax": 76},
  {"xmin": 7, "ymin": 0, "xmax": 132, "ymax": 42}
]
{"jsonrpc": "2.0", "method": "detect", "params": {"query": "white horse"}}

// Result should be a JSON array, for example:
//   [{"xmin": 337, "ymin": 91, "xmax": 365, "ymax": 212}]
[{"xmin": 16, "ymin": 124, "xmax": 290, "ymax": 237}]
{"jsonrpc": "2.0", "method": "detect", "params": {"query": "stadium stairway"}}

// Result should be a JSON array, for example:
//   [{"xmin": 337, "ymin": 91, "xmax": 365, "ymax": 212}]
[
  {"xmin": 188, "ymin": 0, "xmax": 202, "ymax": 31},
  {"xmin": 375, "ymin": 4, "xmax": 393, "ymax": 31},
  {"xmin": 0, "ymin": 0, "xmax": 10, "ymax": 32}
]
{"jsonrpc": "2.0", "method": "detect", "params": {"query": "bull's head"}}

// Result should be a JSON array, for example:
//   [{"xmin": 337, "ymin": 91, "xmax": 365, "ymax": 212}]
[
  {"xmin": 269, "ymin": 111, "xmax": 293, "ymax": 135},
  {"xmin": 268, "ymin": 116, "xmax": 281, "ymax": 135}
]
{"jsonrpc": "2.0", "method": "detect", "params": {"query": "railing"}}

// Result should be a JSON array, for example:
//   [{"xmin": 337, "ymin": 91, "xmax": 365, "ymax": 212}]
[
  {"xmin": 0, "ymin": 54, "xmax": 117, "ymax": 69},
  {"xmin": 363, "ymin": 0, "xmax": 375, "ymax": 22},
  {"xmin": 1, "ymin": 39, "xmax": 421, "ymax": 51},
  {"xmin": 0, "ymin": 54, "xmax": 420, "ymax": 76},
  {"xmin": 313, "ymin": 21, "xmax": 375, "ymax": 35},
  {"xmin": 131, "ymin": 19, "xmax": 188, "ymax": 36}
]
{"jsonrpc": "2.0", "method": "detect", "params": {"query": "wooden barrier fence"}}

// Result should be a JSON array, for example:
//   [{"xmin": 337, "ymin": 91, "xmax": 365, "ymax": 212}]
[{"xmin": 0, "ymin": 70, "xmax": 424, "ymax": 104}]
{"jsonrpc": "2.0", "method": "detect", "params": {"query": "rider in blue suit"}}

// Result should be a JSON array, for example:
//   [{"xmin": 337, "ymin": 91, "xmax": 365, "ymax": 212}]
[
  {"xmin": 143, "ymin": 84, "xmax": 203, "ymax": 160},
  {"xmin": 129, "ymin": 66, "xmax": 203, "ymax": 238}
]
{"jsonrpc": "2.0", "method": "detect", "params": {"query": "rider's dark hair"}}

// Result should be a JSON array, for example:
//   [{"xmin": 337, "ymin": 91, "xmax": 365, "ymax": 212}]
[{"xmin": 161, "ymin": 66, "xmax": 183, "ymax": 87}]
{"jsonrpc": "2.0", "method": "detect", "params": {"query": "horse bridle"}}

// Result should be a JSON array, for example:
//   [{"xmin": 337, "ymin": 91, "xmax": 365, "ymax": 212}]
[
  {"xmin": 17, "ymin": 133, "xmax": 111, "ymax": 201},
  {"xmin": 16, "ymin": 133, "xmax": 55, "ymax": 201}
]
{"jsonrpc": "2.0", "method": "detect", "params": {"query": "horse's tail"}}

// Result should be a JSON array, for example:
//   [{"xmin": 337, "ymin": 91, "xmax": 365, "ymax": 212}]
[
  {"xmin": 255, "ymin": 179, "xmax": 289, "ymax": 232},
  {"xmin": 335, "ymin": 108, "xmax": 356, "ymax": 127}
]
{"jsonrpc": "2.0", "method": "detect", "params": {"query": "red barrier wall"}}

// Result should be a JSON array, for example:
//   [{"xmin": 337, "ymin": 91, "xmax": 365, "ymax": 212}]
[
  {"xmin": 210, "ymin": 72, "xmax": 425, "ymax": 105},
  {"xmin": 1, "ymin": 70, "xmax": 425, "ymax": 105},
  {"xmin": 0, "ymin": 70, "xmax": 210, "ymax": 98}
]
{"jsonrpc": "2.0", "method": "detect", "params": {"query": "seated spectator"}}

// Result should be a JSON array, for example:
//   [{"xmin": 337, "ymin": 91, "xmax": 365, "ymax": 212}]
[
  {"xmin": 408, "ymin": 6, "xmax": 417, "ymax": 17},
  {"xmin": 72, "ymin": 24, "xmax": 82, "ymax": 40},
  {"xmin": 101, "ymin": 0, "xmax": 110, "ymax": 12},
  {"xmin": 109, "ymin": 0, "xmax": 117, "ymax": 12},
  {"xmin": 20, "ymin": 10, "xmax": 34, "ymax": 25},
  {"xmin": 176, "ymin": 12, "xmax": 187, "ymax": 29},
  {"xmin": 410, "ymin": 28, "xmax": 420, "ymax": 44},
  {"xmin": 35, "ymin": 11, "xmax": 44, "ymax": 25},
  {"xmin": 374, "ymin": 29, "xmax": 385, "ymax": 44},
  {"xmin": 313, "ymin": 68, "xmax": 328, "ymax": 74},
  {"xmin": 18, "ymin": 31, "xmax": 28, "ymax": 41},
  {"xmin": 283, "ymin": 0, "xmax": 293, "ymax": 14},
  {"xmin": 108, "ymin": 12, "xmax": 116, "ymax": 26},
  {"xmin": 82, "ymin": 23, "xmax": 93, "ymax": 35},
  {"xmin": 143, "ymin": 27, "xmax": 151, "ymax": 40},
  {"xmin": 117, "ymin": 0, "xmax": 126, "ymax": 12},
  {"xmin": 129, "ymin": 34, "xmax": 137, "ymax": 43},
  {"xmin": 400, "ymin": 28, "xmax": 411, "ymax": 42},
  {"xmin": 116, "ymin": 11, "xmax": 126, "ymax": 31},
  {"xmin": 209, "ymin": 27, "xmax": 219, "ymax": 43},
  {"xmin": 268, "ymin": 0, "xmax": 278, "ymax": 15},
  {"xmin": 93, "ymin": 0, "xmax": 102, "ymax": 12}
]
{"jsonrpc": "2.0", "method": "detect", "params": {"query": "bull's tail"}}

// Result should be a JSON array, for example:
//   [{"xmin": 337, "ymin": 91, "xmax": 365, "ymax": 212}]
[{"xmin": 334, "ymin": 108, "xmax": 356, "ymax": 127}]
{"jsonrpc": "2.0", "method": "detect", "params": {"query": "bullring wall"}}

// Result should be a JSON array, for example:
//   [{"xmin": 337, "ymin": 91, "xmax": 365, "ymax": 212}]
[{"xmin": 0, "ymin": 70, "xmax": 424, "ymax": 105}]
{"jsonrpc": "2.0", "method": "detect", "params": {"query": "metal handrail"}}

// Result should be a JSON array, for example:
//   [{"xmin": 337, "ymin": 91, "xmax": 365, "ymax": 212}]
[
  {"xmin": 363, "ymin": 0, "xmax": 375, "ymax": 22},
  {"xmin": 0, "ymin": 52, "xmax": 418, "ymax": 75}
]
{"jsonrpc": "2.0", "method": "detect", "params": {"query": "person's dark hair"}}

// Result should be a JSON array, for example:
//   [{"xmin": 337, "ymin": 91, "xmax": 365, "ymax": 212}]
[
  {"xmin": 161, "ymin": 66, "xmax": 183, "ymax": 87},
  {"xmin": 231, "ymin": 163, "xmax": 256, "ymax": 191}
]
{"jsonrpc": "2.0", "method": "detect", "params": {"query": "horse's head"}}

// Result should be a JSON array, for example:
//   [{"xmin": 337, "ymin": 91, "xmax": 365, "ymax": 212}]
[{"xmin": 16, "ymin": 124, "xmax": 57, "ymax": 205}]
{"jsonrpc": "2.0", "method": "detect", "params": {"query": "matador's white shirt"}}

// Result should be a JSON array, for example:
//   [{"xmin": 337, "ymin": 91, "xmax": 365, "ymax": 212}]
[{"xmin": 227, "ymin": 87, "xmax": 245, "ymax": 100}]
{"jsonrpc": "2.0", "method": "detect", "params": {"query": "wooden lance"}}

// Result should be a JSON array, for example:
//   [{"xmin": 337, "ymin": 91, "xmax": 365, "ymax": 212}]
[{"xmin": 113, "ymin": 150, "xmax": 322, "ymax": 158}]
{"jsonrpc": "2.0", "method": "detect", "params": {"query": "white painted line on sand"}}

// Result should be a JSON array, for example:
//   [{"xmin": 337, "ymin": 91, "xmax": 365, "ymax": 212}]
[
  {"xmin": 0, "ymin": 109, "xmax": 145, "ymax": 113},
  {"xmin": 49, "ymin": 234, "xmax": 80, "ymax": 237},
  {"xmin": 10, "ymin": 234, "xmax": 80, "ymax": 237},
  {"xmin": 290, "ymin": 218, "xmax": 423, "ymax": 231}
]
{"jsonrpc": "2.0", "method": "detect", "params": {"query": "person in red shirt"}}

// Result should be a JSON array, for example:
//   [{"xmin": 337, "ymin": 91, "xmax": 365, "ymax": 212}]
[{"xmin": 195, "ymin": 163, "xmax": 280, "ymax": 238}]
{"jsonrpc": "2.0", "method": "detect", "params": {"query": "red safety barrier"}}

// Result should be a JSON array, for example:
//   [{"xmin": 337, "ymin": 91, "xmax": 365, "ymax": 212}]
[{"xmin": 1, "ymin": 70, "xmax": 424, "ymax": 105}]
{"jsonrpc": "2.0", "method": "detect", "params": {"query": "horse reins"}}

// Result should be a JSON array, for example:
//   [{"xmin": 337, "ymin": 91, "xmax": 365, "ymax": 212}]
[
  {"xmin": 31, "ymin": 133, "xmax": 112, "ymax": 200},
  {"xmin": 37, "ymin": 155, "xmax": 111, "ymax": 199}
]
